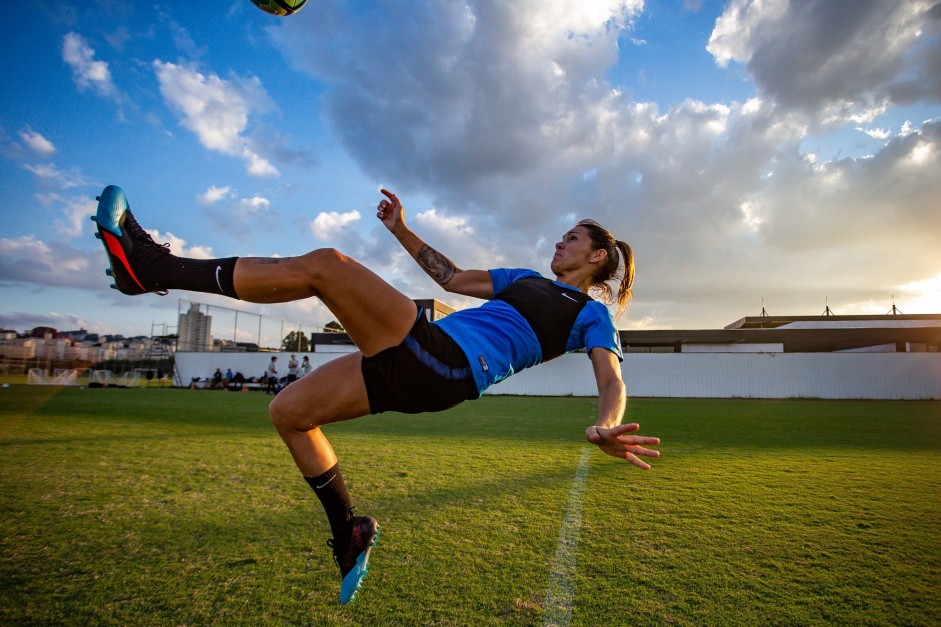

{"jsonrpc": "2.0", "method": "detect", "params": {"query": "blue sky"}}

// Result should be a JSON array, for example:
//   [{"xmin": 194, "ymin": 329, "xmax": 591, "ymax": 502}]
[{"xmin": 1, "ymin": 0, "xmax": 939, "ymax": 343}]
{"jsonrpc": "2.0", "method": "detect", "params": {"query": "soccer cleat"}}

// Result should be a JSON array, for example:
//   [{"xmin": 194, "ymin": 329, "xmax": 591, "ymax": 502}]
[
  {"xmin": 91, "ymin": 185, "xmax": 170, "ymax": 295},
  {"xmin": 327, "ymin": 516, "xmax": 380, "ymax": 604}
]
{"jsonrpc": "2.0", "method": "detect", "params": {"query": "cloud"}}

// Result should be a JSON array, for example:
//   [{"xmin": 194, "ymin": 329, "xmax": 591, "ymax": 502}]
[
  {"xmin": 144, "ymin": 229, "xmax": 215, "ymax": 260},
  {"xmin": 19, "ymin": 128, "xmax": 56, "ymax": 157},
  {"xmin": 153, "ymin": 60, "xmax": 279, "ymax": 177},
  {"xmin": 857, "ymin": 126, "xmax": 891, "ymax": 140},
  {"xmin": 54, "ymin": 196, "xmax": 97, "ymax": 239},
  {"xmin": 310, "ymin": 210, "xmax": 361, "ymax": 241},
  {"xmin": 706, "ymin": 0, "xmax": 940, "ymax": 121},
  {"xmin": 0, "ymin": 311, "xmax": 91, "ymax": 334},
  {"xmin": 62, "ymin": 32, "xmax": 120, "ymax": 100},
  {"xmin": 0, "ymin": 235, "xmax": 99, "ymax": 290},
  {"xmin": 202, "ymin": 195, "xmax": 281, "ymax": 239},
  {"xmin": 22, "ymin": 162, "xmax": 86, "ymax": 189},
  {"xmin": 197, "ymin": 185, "xmax": 236, "ymax": 205}
]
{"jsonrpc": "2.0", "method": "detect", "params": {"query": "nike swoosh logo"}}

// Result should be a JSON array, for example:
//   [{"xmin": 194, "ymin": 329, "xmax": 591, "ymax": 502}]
[
  {"xmin": 316, "ymin": 474, "xmax": 336, "ymax": 490},
  {"xmin": 215, "ymin": 265, "xmax": 223, "ymax": 293},
  {"xmin": 561, "ymin": 292, "xmax": 579, "ymax": 302}
]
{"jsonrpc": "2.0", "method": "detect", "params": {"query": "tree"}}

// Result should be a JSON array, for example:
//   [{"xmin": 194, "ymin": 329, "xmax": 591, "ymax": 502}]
[
  {"xmin": 324, "ymin": 320, "xmax": 345, "ymax": 333},
  {"xmin": 281, "ymin": 330, "xmax": 310, "ymax": 352}
]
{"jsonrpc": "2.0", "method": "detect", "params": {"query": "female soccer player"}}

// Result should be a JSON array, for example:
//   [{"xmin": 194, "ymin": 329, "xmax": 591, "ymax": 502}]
[{"xmin": 93, "ymin": 185, "xmax": 660, "ymax": 604}]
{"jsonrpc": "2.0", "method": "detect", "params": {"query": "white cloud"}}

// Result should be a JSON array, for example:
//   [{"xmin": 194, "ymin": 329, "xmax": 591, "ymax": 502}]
[
  {"xmin": 707, "ymin": 0, "xmax": 938, "ymax": 121},
  {"xmin": 62, "ymin": 32, "xmax": 119, "ymax": 100},
  {"xmin": 146, "ymin": 229, "xmax": 214, "ymax": 259},
  {"xmin": 22, "ymin": 163, "xmax": 85, "ymax": 189},
  {"xmin": 310, "ymin": 210, "xmax": 361, "ymax": 241},
  {"xmin": 235, "ymin": 196, "xmax": 273, "ymax": 218},
  {"xmin": 19, "ymin": 128, "xmax": 56, "ymax": 157},
  {"xmin": 201, "ymin": 195, "xmax": 280, "ymax": 239},
  {"xmin": 55, "ymin": 197, "xmax": 96, "ymax": 239},
  {"xmin": 857, "ymin": 126, "xmax": 891, "ymax": 140},
  {"xmin": 0, "ymin": 235, "xmax": 98, "ymax": 289},
  {"xmin": 197, "ymin": 185, "xmax": 235, "ymax": 205},
  {"xmin": 153, "ymin": 60, "xmax": 279, "ymax": 177}
]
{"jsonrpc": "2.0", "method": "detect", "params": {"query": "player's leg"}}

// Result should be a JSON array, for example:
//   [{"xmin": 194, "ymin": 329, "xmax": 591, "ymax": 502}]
[
  {"xmin": 93, "ymin": 184, "xmax": 418, "ymax": 356},
  {"xmin": 268, "ymin": 352, "xmax": 378, "ymax": 604},
  {"xmin": 233, "ymin": 250, "xmax": 417, "ymax": 357}
]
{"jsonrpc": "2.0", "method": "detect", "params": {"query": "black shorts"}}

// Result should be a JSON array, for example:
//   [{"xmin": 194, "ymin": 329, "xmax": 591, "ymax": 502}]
[{"xmin": 361, "ymin": 312, "xmax": 478, "ymax": 414}]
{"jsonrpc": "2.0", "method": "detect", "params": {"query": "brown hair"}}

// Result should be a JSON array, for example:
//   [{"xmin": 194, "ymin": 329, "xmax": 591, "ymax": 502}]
[{"xmin": 577, "ymin": 219, "xmax": 634, "ymax": 318}]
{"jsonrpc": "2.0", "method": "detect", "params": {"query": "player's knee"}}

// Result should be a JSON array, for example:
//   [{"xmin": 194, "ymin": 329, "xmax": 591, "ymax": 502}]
[
  {"xmin": 300, "ymin": 248, "xmax": 356, "ymax": 281},
  {"xmin": 268, "ymin": 393, "xmax": 299, "ymax": 432},
  {"xmin": 268, "ymin": 391, "xmax": 325, "ymax": 432}
]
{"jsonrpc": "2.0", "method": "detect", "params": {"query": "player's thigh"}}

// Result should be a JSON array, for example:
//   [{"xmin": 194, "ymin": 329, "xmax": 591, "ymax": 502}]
[
  {"xmin": 236, "ymin": 250, "xmax": 417, "ymax": 357},
  {"xmin": 301, "ymin": 250, "xmax": 418, "ymax": 356},
  {"xmin": 268, "ymin": 352, "xmax": 371, "ymax": 430}
]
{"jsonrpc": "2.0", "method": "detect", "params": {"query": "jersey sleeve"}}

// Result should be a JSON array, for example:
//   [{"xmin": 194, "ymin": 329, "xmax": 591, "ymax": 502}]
[
  {"xmin": 577, "ymin": 302, "xmax": 623, "ymax": 361},
  {"xmin": 488, "ymin": 268, "xmax": 543, "ymax": 296}
]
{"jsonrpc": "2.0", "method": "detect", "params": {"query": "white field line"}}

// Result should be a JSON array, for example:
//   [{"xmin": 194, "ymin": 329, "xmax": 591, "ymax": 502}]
[{"xmin": 543, "ymin": 446, "xmax": 591, "ymax": 627}]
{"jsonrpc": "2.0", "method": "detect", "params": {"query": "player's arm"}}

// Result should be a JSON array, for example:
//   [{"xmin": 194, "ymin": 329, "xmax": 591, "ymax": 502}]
[
  {"xmin": 584, "ymin": 347, "xmax": 660, "ymax": 469},
  {"xmin": 376, "ymin": 189, "xmax": 494, "ymax": 299}
]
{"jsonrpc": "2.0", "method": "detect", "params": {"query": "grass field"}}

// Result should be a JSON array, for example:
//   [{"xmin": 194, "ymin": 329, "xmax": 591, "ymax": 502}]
[{"xmin": 1, "ymin": 385, "xmax": 939, "ymax": 625}]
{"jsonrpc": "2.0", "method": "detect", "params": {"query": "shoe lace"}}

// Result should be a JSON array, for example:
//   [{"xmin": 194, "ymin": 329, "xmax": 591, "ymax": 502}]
[
  {"xmin": 124, "ymin": 212, "xmax": 171, "ymax": 295},
  {"xmin": 125, "ymin": 214, "xmax": 172, "ymax": 257}
]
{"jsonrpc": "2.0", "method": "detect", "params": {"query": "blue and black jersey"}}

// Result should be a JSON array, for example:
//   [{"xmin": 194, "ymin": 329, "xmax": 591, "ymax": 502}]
[{"xmin": 434, "ymin": 268, "xmax": 622, "ymax": 396}]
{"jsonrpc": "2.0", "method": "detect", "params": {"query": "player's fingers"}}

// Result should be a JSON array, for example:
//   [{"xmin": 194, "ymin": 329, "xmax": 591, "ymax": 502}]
[
  {"xmin": 625, "ymin": 452, "xmax": 652, "ymax": 470},
  {"xmin": 617, "ymin": 435, "xmax": 660, "ymax": 446},
  {"xmin": 609, "ymin": 422, "xmax": 640, "ymax": 435},
  {"xmin": 628, "ymin": 446, "xmax": 660, "ymax": 458},
  {"xmin": 585, "ymin": 427, "xmax": 602, "ymax": 443},
  {"xmin": 380, "ymin": 188, "xmax": 400, "ymax": 205}
]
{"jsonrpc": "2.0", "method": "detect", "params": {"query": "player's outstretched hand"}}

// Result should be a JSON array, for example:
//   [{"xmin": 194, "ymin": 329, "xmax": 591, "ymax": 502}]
[
  {"xmin": 585, "ymin": 423, "xmax": 660, "ymax": 469},
  {"xmin": 376, "ymin": 188, "xmax": 404, "ymax": 232}
]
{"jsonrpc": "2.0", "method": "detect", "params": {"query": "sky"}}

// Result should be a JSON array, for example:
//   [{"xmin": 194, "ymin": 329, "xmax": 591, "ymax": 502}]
[{"xmin": 1, "ymin": 0, "xmax": 939, "ymax": 344}]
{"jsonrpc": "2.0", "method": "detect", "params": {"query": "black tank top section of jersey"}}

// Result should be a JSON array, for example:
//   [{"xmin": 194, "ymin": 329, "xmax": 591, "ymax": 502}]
[{"xmin": 490, "ymin": 276, "xmax": 591, "ymax": 362}]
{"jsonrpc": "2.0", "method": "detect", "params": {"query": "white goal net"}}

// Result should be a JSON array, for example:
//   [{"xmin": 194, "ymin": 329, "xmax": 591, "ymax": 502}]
[
  {"xmin": 117, "ymin": 371, "xmax": 142, "ymax": 387},
  {"xmin": 91, "ymin": 370, "xmax": 116, "ymax": 386},
  {"xmin": 27, "ymin": 368, "xmax": 79, "ymax": 386}
]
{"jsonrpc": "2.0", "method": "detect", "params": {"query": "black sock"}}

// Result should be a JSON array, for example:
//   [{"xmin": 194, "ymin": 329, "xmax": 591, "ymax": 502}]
[
  {"xmin": 305, "ymin": 464, "xmax": 355, "ymax": 541},
  {"xmin": 149, "ymin": 256, "xmax": 239, "ymax": 298}
]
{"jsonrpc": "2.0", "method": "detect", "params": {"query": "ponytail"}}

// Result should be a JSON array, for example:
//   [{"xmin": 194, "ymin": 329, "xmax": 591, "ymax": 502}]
[{"xmin": 577, "ymin": 220, "xmax": 635, "ymax": 319}]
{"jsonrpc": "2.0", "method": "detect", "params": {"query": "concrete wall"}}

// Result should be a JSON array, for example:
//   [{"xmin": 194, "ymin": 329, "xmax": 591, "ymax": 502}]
[{"xmin": 175, "ymin": 350, "xmax": 941, "ymax": 400}]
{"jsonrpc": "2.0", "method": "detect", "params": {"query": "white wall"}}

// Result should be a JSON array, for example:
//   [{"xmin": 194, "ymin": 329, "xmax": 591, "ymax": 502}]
[{"xmin": 175, "ymin": 351, "xmax": 941, "ymax": 400}]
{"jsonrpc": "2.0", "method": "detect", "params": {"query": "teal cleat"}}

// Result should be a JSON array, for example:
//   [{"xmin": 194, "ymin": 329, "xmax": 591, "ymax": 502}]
[
  {"xmin": 90, "ymin": 185, "xmax": 170, "ymax": 295},
  {"xmin": 328, "ymin": 516, "xmax": 380, "ymax": 604}
]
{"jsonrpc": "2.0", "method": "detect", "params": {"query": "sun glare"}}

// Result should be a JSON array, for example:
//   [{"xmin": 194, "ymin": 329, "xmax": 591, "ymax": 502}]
[{"xmin": 897, "ymin": 273, "xmax": 941, "ymax": 313}]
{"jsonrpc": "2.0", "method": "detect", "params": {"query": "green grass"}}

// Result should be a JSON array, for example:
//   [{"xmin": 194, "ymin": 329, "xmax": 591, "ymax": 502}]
[{"xmin": 1, "ymin": 386, "xmax": 939, "ymax": 625}]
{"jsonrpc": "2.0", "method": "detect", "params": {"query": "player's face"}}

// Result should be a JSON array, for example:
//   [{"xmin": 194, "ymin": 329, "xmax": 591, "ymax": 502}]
[{"xmin": 550, "ymin": 226, "xmax": 598, "ymax": 275}]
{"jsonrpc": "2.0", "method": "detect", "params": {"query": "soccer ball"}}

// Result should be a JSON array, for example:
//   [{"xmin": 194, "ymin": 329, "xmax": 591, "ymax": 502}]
[{"xmin": 250, "ymin": 0, "xmax": 307, "ymax": 16}]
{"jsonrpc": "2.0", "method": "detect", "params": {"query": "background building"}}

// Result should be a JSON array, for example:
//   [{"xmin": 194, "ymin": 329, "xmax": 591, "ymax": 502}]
[{"xmin": 177, "ymin": 303, "xmax": 212, "ymax": 352}]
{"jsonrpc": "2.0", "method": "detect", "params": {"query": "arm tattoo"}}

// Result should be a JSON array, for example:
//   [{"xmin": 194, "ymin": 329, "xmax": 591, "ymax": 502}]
[
  {"xmin": 252, "ymin": 259, "xmax": 282, "ymax": 265},
  {"xmin": 417, "ymin": 245, "xmax": 456, "ymax": 286}
]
